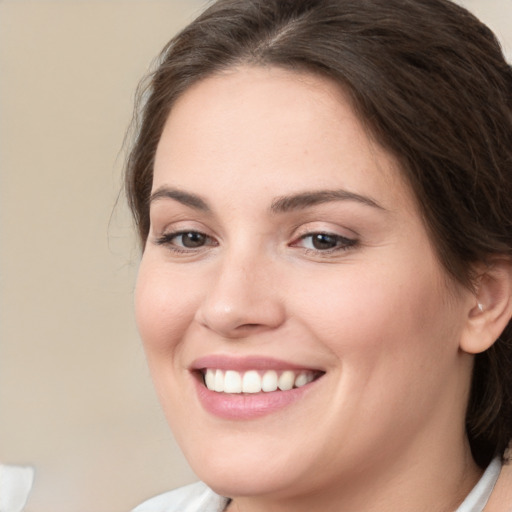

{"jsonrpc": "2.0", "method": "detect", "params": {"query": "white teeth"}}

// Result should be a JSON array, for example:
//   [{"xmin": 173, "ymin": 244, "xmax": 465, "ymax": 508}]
[
  {"xmin": 224, "ymin": 370, "xmax": 242, "ymax": 393},
  {"xmin": 294, "ymin": 372, "xmax": 311, "ymax": 388},
  {"xmin": 214, "ymin": 369, "xmax": 224, "ymax": 392},
  {"xmin": 278, "ymin": 370, "xmax": 295, "ymax": 391},
  {"xmin": 203, "ymin": 369, "xmax": 318, "ymax": 393},
  {"xmin": 205, "ymin": 369, "xmax": 215, "ymax": 390},
  {"xmin": 242, "ymin": 370, "xmax": 261, "ymax": 393},
  {"xmin": 261, "ymin": 370, "xmax": 278, "ymax": 392}
]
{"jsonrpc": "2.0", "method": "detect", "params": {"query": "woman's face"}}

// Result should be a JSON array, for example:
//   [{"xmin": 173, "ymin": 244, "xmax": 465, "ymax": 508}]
[{"xmin": 136, "ymin": 66, "xmax": 475, "ymax": 500}]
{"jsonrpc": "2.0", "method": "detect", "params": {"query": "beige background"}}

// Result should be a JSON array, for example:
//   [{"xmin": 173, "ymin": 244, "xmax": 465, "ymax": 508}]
[{"xmin": 0, "ymin": 1, "xmax": 510, "ymax": 511}]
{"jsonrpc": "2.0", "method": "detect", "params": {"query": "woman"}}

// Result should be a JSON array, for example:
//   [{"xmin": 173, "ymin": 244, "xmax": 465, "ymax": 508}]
[{"xmin": 126, "ymin": 0, "xmax": 512, "ymax": 510}]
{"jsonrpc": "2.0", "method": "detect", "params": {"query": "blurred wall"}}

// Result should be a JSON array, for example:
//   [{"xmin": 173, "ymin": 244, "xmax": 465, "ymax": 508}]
[
  {"xmin": 0, "ymin": 1, "xmax": 510, "ymax": 511},
  {"xmin": 0, "ymin": 2, "xmax": 203, "ymax": 511}
]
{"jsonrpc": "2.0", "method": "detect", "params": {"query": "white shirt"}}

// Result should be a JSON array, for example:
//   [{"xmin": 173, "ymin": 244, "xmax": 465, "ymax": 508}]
[
  {"xmin": 132, "ymin": 457, "xmax": 502, "ymax": 512},
  {"xmin": 0, "ymin": 465, "xmax": 35, "ymax": 512},
  {"xmin": 132, "ymin": 481, "xmax": 228, "ymax": 512}
]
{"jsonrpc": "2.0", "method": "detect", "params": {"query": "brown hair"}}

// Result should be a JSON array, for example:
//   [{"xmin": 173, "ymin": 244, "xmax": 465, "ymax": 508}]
[{"xmin": 125, "ymin": 0, "xmax": 512, "ymax": 467}]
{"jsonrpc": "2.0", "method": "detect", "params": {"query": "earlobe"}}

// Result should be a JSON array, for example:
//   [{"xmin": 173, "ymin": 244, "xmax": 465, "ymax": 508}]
[{"xmin": 460, "ymin": 257, "xmax": 512, "ymax": 354}]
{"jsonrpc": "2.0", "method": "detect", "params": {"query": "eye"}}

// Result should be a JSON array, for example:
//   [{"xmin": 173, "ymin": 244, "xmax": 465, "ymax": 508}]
[
  {"xmin": 155, "ymin": 230, "xmax": 216, "ymax": 251},
  {"xmin": 176, "ymin": 231, "xmax": 208, "ymax": 248},
  {"xmin": 293, "ymin": 232, "xmax": 357, "ymax": 252}
]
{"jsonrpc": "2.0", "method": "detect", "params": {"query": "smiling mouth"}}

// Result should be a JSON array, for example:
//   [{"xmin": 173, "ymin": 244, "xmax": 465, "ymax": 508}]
[{"xmin": 201, "ymin": 368, "xmax": 324, "ymax": 394}]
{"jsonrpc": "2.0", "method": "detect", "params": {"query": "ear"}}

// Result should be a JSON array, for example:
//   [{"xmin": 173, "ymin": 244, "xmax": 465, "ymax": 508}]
[{"xmin": 460, "ymin": 256, "xmax": 512, "ymax": 354}]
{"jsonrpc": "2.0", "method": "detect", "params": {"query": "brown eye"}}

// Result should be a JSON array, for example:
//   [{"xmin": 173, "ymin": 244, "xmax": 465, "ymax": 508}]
[
  {"xmin": 180, "ymin": 231, "xmax": 207, "ymax": 248},
  {"xmin": 156, "ymin": 230, "xmax": 216, "ymax": 251},
  {"xmin": 310, "ymin": 233, "xmax": 339, "ymax": 250},
  {"xmin": 293, "ymin": 232, "xmax": 358, "ymax": 253}
]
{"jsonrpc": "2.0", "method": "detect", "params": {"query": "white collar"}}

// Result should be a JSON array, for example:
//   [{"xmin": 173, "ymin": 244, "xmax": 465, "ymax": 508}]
[{"xmin": 455, "ymin": 457, "xmax": 502, "ymax": 512}]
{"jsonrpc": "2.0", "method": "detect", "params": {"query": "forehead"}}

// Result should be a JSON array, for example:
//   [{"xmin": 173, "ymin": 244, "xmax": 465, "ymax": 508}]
[{"xmin": 153, "ymin": 65, "xmax": 415, "ymax": 214}]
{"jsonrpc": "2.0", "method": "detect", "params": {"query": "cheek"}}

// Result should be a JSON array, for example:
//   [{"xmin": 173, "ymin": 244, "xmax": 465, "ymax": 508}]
[
  {"xmin": 134, "ymin": 258, "xmax": 197, "ymax": 356},
  {"xmin": 294, "ymin": 255, "xmax": 457, "ymax": 369},
  {"xmin": 134, "ymin": 259, "xmax": 200, "ymax": 422},
  {"xmin": 293, "ymin": 260, "xmax": 464, "ymax": 449}
]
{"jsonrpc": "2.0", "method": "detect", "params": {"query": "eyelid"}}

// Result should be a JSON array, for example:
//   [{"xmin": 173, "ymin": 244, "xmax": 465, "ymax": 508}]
[
  {"xmin": 291, "ymin": 220, "xmax": 358, "ymax": 240},
  {"xmin": 288, "ymin": 221, "xmax": 360, "ymax": 256},
  {"xmin": 150, "ymin": 216, "xmax": 217, "ymax": 240}
]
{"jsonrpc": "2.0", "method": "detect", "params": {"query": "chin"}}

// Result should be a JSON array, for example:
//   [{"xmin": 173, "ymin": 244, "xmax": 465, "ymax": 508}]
[
  {"xmin": 201, "ymin": 467, "xmax": 303, "ymax": 501},
  {"xmin": 182, "ymin": 438, "xmax": 311, "ymax": 499}
]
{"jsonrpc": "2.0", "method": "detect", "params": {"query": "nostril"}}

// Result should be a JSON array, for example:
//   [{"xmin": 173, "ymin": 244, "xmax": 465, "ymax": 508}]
[{"xmin": 233, "ymin": 323, "xmax": 271, "ymax": 336}]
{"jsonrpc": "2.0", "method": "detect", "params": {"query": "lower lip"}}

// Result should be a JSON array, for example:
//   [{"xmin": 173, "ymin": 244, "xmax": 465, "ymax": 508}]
[{"xmin": 194, "ymin": 376, "xmax": 319, "ymax": 420}]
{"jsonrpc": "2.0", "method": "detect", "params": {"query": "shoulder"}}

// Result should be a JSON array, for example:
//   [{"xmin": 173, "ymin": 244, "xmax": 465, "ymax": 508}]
[
  {"xmin": 131, "ymin": 481, "xmax": 229, "ymax": 512},
  {"xmin": 484, "ymin": 459, "xmax": 512, "ymax": 512}
]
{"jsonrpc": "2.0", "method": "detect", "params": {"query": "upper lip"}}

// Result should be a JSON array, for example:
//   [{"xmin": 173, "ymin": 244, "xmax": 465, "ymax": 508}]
[{"xmin": 190, "ymin": 355, "xmax": 324, "ymax": 373}]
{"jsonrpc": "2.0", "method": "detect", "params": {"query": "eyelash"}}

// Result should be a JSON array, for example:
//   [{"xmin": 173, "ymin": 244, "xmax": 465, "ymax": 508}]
[
  {"xmin": 155, "ymin": 231, "xmax": 218, "ymax": 253},
  {"xmin": 293, "ymin": 232, "xmax": 358, "ymax": 255},
  {"xmin": 155, "ymin": 230, "xmax": 358, "ymax": 256}
]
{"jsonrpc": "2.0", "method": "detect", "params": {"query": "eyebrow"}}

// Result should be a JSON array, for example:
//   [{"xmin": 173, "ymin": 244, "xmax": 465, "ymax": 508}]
[
  {"xmin": 270, "ymin": 189, "xmax": 385, "ymax": 213},
  {"xmin": 150, "ymin": 186, "xmax": 211, "ymax": 212},
  {"xmin": 149, "ymin": 186, "xmax": 385, "ymax": 214}
]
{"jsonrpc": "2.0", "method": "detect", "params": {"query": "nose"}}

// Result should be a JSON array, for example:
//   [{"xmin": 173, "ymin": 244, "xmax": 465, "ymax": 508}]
[{"xmin": 194, "ymin": 251, "xmax": 286, "ymax": 339}]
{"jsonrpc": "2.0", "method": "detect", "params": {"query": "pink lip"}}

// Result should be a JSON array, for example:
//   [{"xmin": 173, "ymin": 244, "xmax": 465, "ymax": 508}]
[
  {"xmin": 190, "ymin": 355, "xmax": 319, "ymax": 372},
  {"xmin": 190, "ymin": 355, "xmax": 324, "ymax": 420},
  {"xmin": 194, "ymin": 379, "xmax": 319, "ymax": 420}
]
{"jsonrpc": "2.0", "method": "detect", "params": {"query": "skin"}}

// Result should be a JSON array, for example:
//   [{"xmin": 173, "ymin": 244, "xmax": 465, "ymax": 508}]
[
  {"xmin": 485, "ymin": 460, "xmax": 512, "ymax": 512},
  {"xmin": 135, "ymin": 66, "xmax": 484, "ymax": 512}
]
